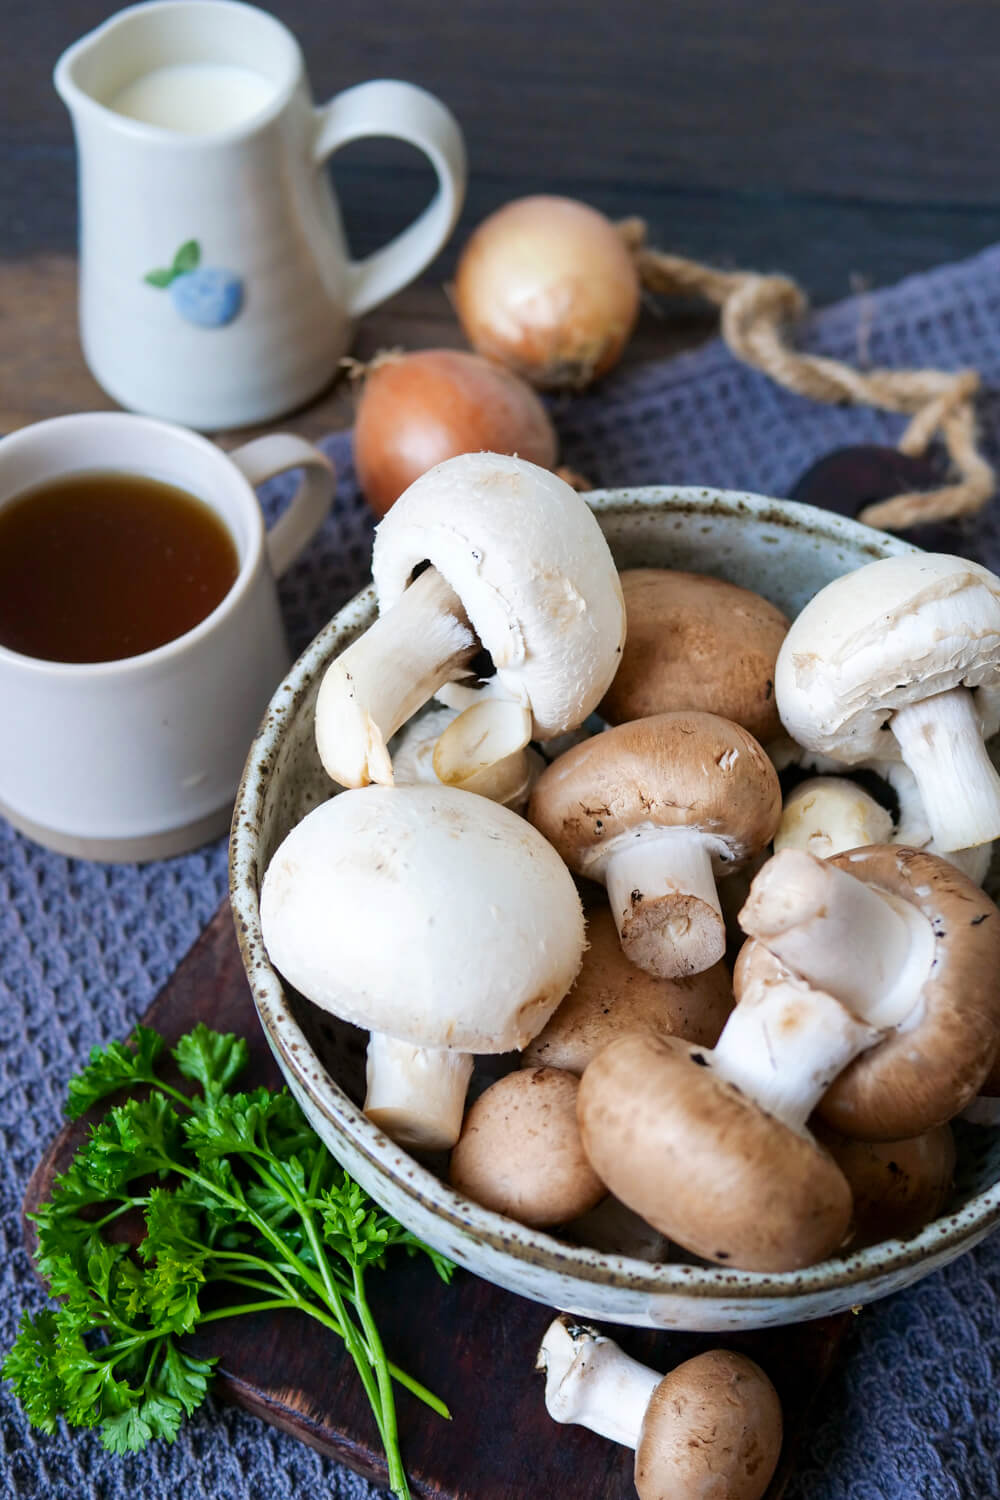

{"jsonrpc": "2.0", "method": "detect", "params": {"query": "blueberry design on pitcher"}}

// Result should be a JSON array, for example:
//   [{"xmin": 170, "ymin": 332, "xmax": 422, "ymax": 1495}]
[{"xmin": 144, "ymin": 241, "xmax": 243, "ymax": 327}]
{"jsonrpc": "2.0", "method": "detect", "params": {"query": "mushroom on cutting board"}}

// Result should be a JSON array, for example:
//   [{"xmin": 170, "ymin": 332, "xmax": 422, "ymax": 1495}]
[
  {"xmin": 576, "ymin": 960, "xmax": 871, "ymax": 1268},
  {"xmin": 522, "ymin": 904, "xmax": 733, "ymax": 1073},
  {"xmin": 768, "ymin": 736, "xmax": 994, "ymax": 884},
  {"xmin": 260, "ymin": 784, "xmax": 585, "ymax": 1151},
  {"xmin": 812, "ymin": 1120, "xmax": 955, "ymax": 1249},
  {"xmin": 390, "ymin": 703, "xmax": 544, "ymax": 808},
  {"xmin": 314, "ymin": 452, "xmax": 625, "ymax": 790},
  {"xmin": 775, "ymin": 552, "xmax": 1000, "ymax": 852},
  {"xmin": 537, "ymin": 1317, "xmax": 782, "ymax": 1500},
  {"xmin": 449, "ymin": 1067, "xmax": 605, "ymax": 1228},
  {"xmin": 600, "ymin": 569, "xmax": 789, "ymax": 742},
  {"xmin": 738, "ymin": 846, "xmax": 1000, "ymax": 1138},
  {"xmin": 528, "ymin": 712, "xmax": 781, "ymax": 978}
]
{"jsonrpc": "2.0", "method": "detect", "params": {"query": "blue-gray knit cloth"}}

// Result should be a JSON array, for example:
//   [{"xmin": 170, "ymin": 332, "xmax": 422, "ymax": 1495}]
[{"xmin": 6, "ymin": 244, "xmax": 1000, "ymax": 1500}]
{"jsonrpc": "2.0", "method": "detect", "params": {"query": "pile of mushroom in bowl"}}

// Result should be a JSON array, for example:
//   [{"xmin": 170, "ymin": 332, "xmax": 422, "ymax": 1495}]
[{"xmin": 229, "ymin": 455, "xmax": 1000, "ymax": 1332}]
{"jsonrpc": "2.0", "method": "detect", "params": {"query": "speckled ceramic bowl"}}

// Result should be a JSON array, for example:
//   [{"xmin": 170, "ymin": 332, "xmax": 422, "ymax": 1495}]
[{"xmin": 230, "ymin": 486, "xmax": 1000, "ymax": 1332}]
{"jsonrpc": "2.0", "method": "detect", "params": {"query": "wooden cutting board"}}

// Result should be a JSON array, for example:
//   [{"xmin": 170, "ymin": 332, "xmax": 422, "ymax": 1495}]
[{"xmin": 23, "ymin": 900, "xmax": 852, "ymax": 1498}]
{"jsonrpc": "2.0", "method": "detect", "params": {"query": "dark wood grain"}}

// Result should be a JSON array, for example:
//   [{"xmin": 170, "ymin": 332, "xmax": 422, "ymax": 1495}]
[
  {"xmin": 6, "ymin": 0, "xmax": 1000, "ymax": 302},
  {"xmin": 23, "ymin": 899, "xmax": 853, "ymax": 1499}
]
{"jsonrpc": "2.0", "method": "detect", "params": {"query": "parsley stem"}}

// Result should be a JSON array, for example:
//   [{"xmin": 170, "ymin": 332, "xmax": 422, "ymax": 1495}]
[
  {"xmin": 198, "ymin": 1299, "xmax": 298, "ymax": 1322},
  {"xmin": 350, "ymin": 1260, "xmax": 409, "ymax": 1498}
]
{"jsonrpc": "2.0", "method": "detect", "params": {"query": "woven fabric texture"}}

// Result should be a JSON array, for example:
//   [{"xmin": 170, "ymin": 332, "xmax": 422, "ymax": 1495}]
[{"xmin": 5, "ymin": 243, "xmax": 1000, "ymax": 1500}]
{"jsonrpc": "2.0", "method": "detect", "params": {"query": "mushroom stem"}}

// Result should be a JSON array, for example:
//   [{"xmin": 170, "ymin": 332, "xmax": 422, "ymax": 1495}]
[
  {"xmin": 432, "ymin": 698, "xmax": 535, "ymax": 801},
  {"xmin": 891, "ymin": 686, "xmax": 1000, "ymax": 852},
  {"xmin": 536, "ymin": 1316, "xmax": 660, "ymax": 1450},
  {"xmin": 961, "ymin": 1094, "xmax": 1000, "ymax": 1125},
  {"xmin": 363, "ymin": 1034, "xmax": 474, "ymax": 1151},
  {"xmin": 774, "ymin": 777, "xmax": 893, "ymax": 860},
  {"xmin": 739, "ymin": 849, "xmax": 936, "ymax": 1030},
  {"xmin": 315, "ymin": 567, "xmax": 478, "ymax": 788},
  {"xmin": 601, "ymin": 828, "xmax": 725, "ymax": 978},
  {"xmin": 711, "ymin": 974, "xmax": 881, "ymax": 1133}
]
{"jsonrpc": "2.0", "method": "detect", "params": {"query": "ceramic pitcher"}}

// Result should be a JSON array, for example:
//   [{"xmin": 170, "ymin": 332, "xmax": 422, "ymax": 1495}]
[{"xmin": 55, "ymin": 0, "xmax": 467, "ymax": 430}]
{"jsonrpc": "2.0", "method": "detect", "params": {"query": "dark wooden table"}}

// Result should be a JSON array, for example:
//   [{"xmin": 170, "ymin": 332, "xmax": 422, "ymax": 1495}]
[
  {"xmin": 2, "ymin": 6, "xmax": 999, "ymax": 1497},
  {"xmin": 5, "ymin": 0, "xmax": 1000, "ymax": 438}
]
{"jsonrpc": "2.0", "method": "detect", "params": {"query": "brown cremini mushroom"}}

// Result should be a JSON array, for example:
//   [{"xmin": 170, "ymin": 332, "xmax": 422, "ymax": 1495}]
[
  {"xmin": 577, "ymin": 1025, "xmax": 858, "ymax": 1271},
  {"xmin": 527, "ymin": 712, "xmax": 781, "ymax": 979},
  {"xmin": 537, "ymin": 1316, "xmax": 782, "ymax": 1500},
  {"xmin": 738, "ymin": 845, "xmax": 1000, "ymax": 1138},
  {"xmin": 601, "ymin": 569, "xmax": 789, "ymax": 742},
  {"xmin": 522, "ymin": 905, "xmax": 733, "ymax": 1074},
  {"xmin": 449, "ymin": 1067, "xmax": 605, "ymax": 1228},
  {"xmin": 813, "ymin": 1120, "xmax": 955, "ymax": 1249}
]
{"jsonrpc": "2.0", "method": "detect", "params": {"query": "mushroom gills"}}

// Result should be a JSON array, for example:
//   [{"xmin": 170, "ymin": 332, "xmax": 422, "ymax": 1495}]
[{"xmin": 315, "ymin": 565, "xmax": 480, "ymax": 788}]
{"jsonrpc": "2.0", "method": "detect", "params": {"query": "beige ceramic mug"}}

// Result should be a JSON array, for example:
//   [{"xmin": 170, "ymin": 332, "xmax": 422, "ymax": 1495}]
[{"xmin": 0, "ymin": 412, "xmax": 335, "ymax": 862}]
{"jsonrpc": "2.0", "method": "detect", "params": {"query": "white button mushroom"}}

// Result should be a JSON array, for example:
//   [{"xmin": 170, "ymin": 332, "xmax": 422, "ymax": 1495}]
[
  {"xmin": 314, "ymin": 452, "xmax": 626, "ymax": 790},
  {"xmin": 738, "ymin": 845, "xmax": 1000, "ymax": 1137},
  {"xmin": 389, "ymin": 703, "xmax": 544, "ymax": 809},
  {"xmin": 260, "ymin": 784, "xmax": 585, "ymax": 1150},
  {"xmin": 768, "ymin": 736, "xmax": 994, "ymax": 883},
  {"xmin": 774, "ymin": 776, "xmax": 894, "ymax": 860},
  {"xmin": 528, "ymin": 712, "xmax": 781, "ymax": 978},
  {"xmin": 775, "ymin": 552, "xmax": 1000, "ymax": 852},
  {"xmin": 537, "ymin": 1316, "xmax": 782, "ymax": 1500}
]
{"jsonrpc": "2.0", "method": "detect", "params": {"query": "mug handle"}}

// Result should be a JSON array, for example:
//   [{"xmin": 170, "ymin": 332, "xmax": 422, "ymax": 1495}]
[
  {"xmin": 312, "ymin": 80, "xmax": 467, "ymax": 319},
  {"xmin": 228, "ymin": 435, "xmax": 336, "ymax": 578}
]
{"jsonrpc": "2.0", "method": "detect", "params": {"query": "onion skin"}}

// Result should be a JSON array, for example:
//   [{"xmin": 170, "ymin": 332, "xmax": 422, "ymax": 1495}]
[
  {"xmin": 453, "ymin": 196, "xmax": 641, "ymax": 390},
  {"xmin": 354, "ymin": 348, "xmax": 558, "ymax": 518}
]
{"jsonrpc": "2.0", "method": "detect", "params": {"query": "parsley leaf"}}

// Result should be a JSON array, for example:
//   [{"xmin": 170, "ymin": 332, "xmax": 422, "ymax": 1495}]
[
  {"xmin": 67, "ymin": 1026, "xmax": 165, "ymax": 1119},
  {"xmin": 5, "ymin": 1026, "xmax": 453, "ymax": 1497}
]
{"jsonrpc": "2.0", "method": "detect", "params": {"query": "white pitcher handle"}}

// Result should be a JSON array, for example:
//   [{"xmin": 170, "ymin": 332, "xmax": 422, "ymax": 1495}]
[
  {"xmin": 228, "ymin": 435, "xmax": 335, "ymax": 578},
  {"xmin": 312, "ymin": 79, "xmax": 467, "ymax": 319}
]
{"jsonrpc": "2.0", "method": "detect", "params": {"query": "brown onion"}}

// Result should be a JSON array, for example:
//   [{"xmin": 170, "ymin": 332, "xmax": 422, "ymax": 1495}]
[
  {"xmin": 452, "ymin": 196, "xmax": 641, "ymax": 390},
  {"xmin": 353, "ymin": 348, "xmax": 558, "ymax": 518}
]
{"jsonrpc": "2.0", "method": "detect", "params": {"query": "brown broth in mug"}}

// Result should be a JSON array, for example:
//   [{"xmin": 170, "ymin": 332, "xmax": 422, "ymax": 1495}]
[{"xmin": 0, "ymin": 470, "xmax": 240, "ymax": 663}]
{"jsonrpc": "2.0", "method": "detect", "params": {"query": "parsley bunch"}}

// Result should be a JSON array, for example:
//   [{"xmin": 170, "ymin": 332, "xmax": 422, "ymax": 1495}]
[{"xmin": 4, "ymin": 1024, "xmax": 454, "ymax": 1499}]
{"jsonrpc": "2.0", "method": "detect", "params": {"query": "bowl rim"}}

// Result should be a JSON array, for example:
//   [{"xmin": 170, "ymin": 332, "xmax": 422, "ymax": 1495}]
[{"xmin": 229, "ymin": 483, "xmax": 1000, "ymax": 1304}]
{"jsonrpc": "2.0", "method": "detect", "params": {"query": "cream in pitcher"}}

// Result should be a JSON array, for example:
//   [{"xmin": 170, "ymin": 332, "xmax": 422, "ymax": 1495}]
[{"xmin": 54, "ymin": 0, "xmax": 467, "ymax": 430}]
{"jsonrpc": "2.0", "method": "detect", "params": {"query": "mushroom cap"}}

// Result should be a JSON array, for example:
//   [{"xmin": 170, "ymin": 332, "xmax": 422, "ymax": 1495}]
[
  {"xmin": 774, "ymin": 776, "xmax": 894, "ymax": 860},
  {"xmin": 813, "ymin": 1120, "xmax": 956, "ymax": 1250},
  {"xmin": 814, "ymin": 845, "xmax": 1000, "ymax": 1138},
  {"xmin": 635, "ymin": 1350, "xmax": 783, "ymax": 1500},
  {"xmin": 371, "ymin": 452, "xmax": 626, "ymax": 739},
  {"xmin": 767, "ymin": 737, "xmax": 994, "ymax": 882},
  {"xmin": 776, "ymin": 553, "xmax": 1000, "ymax": 762},
  {"xmin": 523, "ymin": 904, "xmax": 733, "ymax": 1073},
  {"xmin": 577, "ymin": 1031, "xmax": 852, "ymax": 1271},
  {"xmin": 601, "ymin": 570, "xmax": 788, "ymax": 742},
  {"xmin": 449, "ymin": 1067, "xmax": 605, "ymax": 1228},
  {"xmin": 260, "ymin": 785, "xmax": 584, "ymax": 1051},
  {"xmin": 527, "ymin": 712, "xmax": 782, "ymax": 876}
]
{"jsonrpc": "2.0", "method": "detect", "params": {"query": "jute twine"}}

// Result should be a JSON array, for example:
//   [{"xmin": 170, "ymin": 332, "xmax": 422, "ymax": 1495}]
[{"xmin": 620, "ymin": 218, "xmax": 996, "ymax": 530}]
